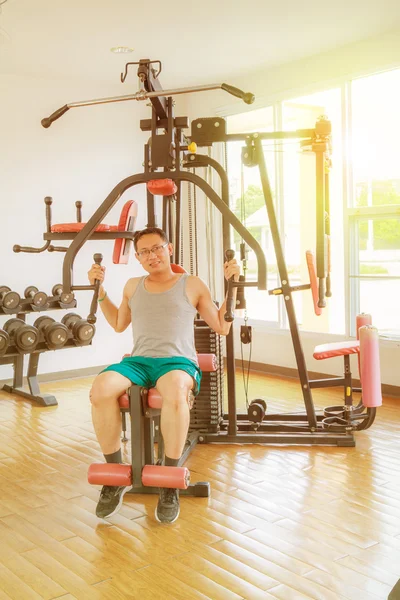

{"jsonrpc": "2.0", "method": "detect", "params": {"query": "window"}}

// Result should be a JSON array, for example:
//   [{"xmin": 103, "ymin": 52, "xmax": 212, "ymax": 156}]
[
  {"xmin": 225, "ymin": 66, "xmax": 400, "ymax": 341},
  {"xmin": 349, "ymin": 69, "xmax": 400, "ymax": 337}
]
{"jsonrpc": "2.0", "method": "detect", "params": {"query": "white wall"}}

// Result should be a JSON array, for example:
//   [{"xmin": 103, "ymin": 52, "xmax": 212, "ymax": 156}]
[
  {"xmin": 0, "ymin": 73, "xmax": 181, "ymax": 380},
  {"xmin": 185, "ymin": 29, "xmax": 400, "ymax": 387}
]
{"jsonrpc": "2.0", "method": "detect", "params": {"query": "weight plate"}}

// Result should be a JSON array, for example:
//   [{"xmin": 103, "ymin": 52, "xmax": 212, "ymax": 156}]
[
  {"xmin": 3, "ymin": 318, "xmax": 25, "ymax": 335},
  {"xmin": 0, "ymin": 286, "xmax": 11, "ymax": 295},
  {"xmin": 0, "ymin": 329, "xmax": 10, "ymax": 355},
  {"xmin": 3, "ymin": 291, "xmax": 20, "ymax": 309},
  {"xmin": 52, "ymin": 283, "xmax": 63, "ymax": 296},
  {"xmin": 61, "ymin": 312, "xmax": 81, "ymax": 327},
  {"xmin": 46, "ymin": 323, "xmax": 68, "ymax": 347},
  {"xmin": 24, "ymin": 285, "xmax": 39, "ymax": 299},
  {"xmin": 75, "ymin": 321, "xmax": 95, "ymax": 342},
  {"xmin": 15, "ymin": 325, "xmax": 39, "ymax": 351},
  {"xmin": 33, "ymin": 316, "xmax": 54, "ymax": 330},
  {"xmin": 60, "ymin": 291, "xmax": 75, "ymax": 304},
  {"xmin": 33, "ymin": 291, "xmax": 48, "ymax": 307}
]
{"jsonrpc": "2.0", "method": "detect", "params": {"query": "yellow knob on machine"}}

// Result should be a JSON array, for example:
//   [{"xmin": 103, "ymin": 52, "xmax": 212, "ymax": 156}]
[{"xmin": 187, "ymin": 142, "xmax": 197, "ymax": 153}]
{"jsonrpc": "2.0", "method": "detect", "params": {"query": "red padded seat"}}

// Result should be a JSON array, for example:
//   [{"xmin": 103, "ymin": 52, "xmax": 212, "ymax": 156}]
[
  {"xmin": 117, "ymin": 387, "xmax": 162, "ymax": 410},
  {"xmin": 147, "ymin": 388, "xmax": 163, "ymax": 409},
  {"xmin": 118, "ymin": 392, "xmax": 129, "ymax": 409},
  {"xmin": 313, "ymin": 340, "xmax": 360, "ymax": 360},
  {"xmin": 51, "ymin": 223, "xmax": 110, "ymax": 233}
]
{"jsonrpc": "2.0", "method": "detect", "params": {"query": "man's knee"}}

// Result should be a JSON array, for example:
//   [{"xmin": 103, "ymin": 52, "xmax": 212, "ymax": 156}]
[
  {"xmin": 159, "ymin": 373, "xmax": 192, "ymax": 410},
  {"xmin": 90, "ymin": 371, "xmax": 127, "ymax": 408}
]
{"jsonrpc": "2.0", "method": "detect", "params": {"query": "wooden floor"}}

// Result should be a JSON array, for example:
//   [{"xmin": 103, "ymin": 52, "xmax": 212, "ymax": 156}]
[{"xmin": 0, "ymin": 371, "xmax": 399, "ymax": 600}]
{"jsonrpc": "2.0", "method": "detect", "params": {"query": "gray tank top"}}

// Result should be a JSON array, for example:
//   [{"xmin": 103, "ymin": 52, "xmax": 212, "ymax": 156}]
[{"xmin": 129, "ymin": 273, "xmax": 197, "ymax": 363}]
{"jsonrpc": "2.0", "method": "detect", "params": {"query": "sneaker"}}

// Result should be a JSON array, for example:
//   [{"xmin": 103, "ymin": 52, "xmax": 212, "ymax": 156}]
[
  {"xmin": 95, "ymin": 485, "xmax": 129, "ymax": 519},
  {"xmin": 155, "ymin": 488, "xmax": 180, "ymax": 524}
]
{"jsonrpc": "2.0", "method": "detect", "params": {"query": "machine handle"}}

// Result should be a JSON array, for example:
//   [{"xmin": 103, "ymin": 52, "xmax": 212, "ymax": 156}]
[
  {"xmin": 87, "ymin": 253, "xmax": 103, "ymax": 324},
  {"xmin": 224, "ymin": 249, "xmax": 236, "ymax": 322},
  {"xmin": 221, "ymin": 84, "xmax": 255, "ymax": 105},
  {"xmin": 41, "ymin": 104, "xmax": 69, "ymax": 128}
]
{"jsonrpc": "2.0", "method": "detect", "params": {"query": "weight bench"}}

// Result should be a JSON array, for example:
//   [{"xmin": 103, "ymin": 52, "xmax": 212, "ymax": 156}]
[{"xmin": 309, "ymin": 313, "xmax": 382, "ymax": 429}]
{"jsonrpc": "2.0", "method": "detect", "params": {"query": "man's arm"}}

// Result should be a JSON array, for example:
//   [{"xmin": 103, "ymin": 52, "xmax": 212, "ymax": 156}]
[
  {"xmin": 193, "ymin": 257, "xmax": 240, "ymax": 336},
  {"xmin": 97, "ymin": 279, "xmax": 136, "ymax": 333},
  {"xmin": 88, "ymin": 262, "xmax": 137, "ymax": 333}
]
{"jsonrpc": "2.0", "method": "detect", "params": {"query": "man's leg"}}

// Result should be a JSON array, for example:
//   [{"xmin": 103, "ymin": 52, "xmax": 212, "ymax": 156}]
[
  {"xmin": 156, "ymin": 370, "xmax": 193, "ymax": 460},
  {"xmin": 90, "ymin": 371, "xmax": 132, "ymax": 455},
  {"xmin": 155, "ymin": 370, "xmax": 193, "ymax": 524},
  {"xmin": 90, "ymin": 370, "xmax": 132, "ymax": 519}
]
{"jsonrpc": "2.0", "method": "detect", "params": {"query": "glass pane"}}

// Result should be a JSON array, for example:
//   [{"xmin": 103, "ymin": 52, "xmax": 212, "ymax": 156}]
[
  {"xmin": 282, "ymin": 89, "xmax": 345, "ymax": 334},
  {"xmin": 353, "ymin": 217, "xmax": 400, "ymax": 335},
  {"xmin": 352, "ymin": 69, "xmax": 400, "ymax": 207},
  {"xmin": 227, "ymin": 107, "xmax": 278, "ymax": 321}
]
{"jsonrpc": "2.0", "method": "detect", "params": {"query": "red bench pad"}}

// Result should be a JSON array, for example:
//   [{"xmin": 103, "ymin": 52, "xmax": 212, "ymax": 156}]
[
  {"xmin": 313, "ymin": 340, "xmax": 360, "ymax": 360},
  {"xmin": 51, "ymin": 223, "xmax": 110, "ymax": 232}
]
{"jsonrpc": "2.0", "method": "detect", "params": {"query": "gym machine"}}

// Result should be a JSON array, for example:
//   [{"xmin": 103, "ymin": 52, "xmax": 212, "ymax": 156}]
[{"xmin": 35, "ymin": 57, "xmax": 383, "ymax": 496}]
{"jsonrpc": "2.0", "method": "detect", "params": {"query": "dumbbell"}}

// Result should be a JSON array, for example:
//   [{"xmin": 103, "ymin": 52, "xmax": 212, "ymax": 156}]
[
  {"xmin": 33, "ymin": 316, "xmax": 69, "ymax": 349},
  {"xmin": 24, "ymin": 286, "xmax": 48, "ymax": 308},
  {"xmin": 0, "ymin": 286, "xmax": 21, "ymax": 311},
  {"xmin": 0, "ymin": 328, "xmax": 10, "ymax": 356},
  {"xmin": 3, "ymin": 318, "xmax": 39, "ymax": 353},
  {"xmin": 51, "ymin": 283, "xmax": 75, "ymax": 305},
  {"xmin": 247, "ymin": 398, "xmax": 267, "ymax": 423},
  {"xmin": 61, "ymin": 313, "xmax": 95, "ymax": 344}
]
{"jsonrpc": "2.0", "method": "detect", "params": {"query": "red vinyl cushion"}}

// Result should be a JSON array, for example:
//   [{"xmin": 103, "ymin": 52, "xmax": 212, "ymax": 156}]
[
  {"xmin": 51, "ymin": 223, "xmax": 110, "ymax": 233},
  {"xmin": 313, "ymin": 340, "xmax": 360, "ymax": 360},
  {"xmin": 147, "ymin": 179, "xmax": 178, "ymax": 196},
  {"xmin": 112, "ymin": 200, "xmax": 138, "ymax": 265}
]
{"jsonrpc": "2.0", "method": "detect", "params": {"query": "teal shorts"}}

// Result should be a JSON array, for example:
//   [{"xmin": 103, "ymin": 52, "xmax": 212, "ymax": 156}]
[{"xmin": 101, "ymin": 356, "xmax": 202, "ymax": 395}]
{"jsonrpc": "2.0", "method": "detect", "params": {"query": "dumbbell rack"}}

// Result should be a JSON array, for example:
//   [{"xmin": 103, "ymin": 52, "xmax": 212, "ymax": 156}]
[{"xmin": 0, "ymin": 294, "xmax": 80, "ymax": 407}]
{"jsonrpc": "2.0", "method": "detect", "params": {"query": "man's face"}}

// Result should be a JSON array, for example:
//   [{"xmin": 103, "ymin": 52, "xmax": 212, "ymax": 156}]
[{"xmin": 135, "ymin": 234, "xmax": 172, "ymax": 271}]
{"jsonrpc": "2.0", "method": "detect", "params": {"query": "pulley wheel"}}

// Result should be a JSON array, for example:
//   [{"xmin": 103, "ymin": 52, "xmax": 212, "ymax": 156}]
[{"xmin": 15, "ymin": 325, "xmax": 39, "ymax": 352}]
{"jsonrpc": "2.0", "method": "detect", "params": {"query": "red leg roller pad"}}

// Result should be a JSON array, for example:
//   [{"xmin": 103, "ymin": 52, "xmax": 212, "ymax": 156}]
[
  {"xmin": 356, "ymin": 313, "xmax": 372, "ymax": 382},
  {"xmin": 142, "ymin": 465, "xmax": 190, "ymax": 489},
  {"xmin": 88, "ymin": 463, "xmax": 132, "ymax": 486},
  {"xmin": 359, "ymin": 325, "xmax": 382, "ymax": 408}
]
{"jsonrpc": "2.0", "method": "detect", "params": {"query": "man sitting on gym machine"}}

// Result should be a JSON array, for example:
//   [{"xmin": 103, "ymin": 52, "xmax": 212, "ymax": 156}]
[{"xmin": 88, "ymin": 227, "xmax": 239, "ymax": 523}]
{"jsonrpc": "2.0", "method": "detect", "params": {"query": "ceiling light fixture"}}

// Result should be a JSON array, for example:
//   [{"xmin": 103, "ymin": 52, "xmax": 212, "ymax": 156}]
[{"xmin": 111, "ymin": 46, "xmax": 134, "ymax": 54}]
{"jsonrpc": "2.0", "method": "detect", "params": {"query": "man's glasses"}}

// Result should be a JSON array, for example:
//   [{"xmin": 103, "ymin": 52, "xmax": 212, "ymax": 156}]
[{"xmin": 136, "ymin": 241, "xmax": 169, "ymax": 259}]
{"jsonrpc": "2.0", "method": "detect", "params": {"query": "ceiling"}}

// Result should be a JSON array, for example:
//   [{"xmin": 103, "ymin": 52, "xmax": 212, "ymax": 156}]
[{"xmin": 1, "ymin": 0, "xmax": 400, "ymax": 88}]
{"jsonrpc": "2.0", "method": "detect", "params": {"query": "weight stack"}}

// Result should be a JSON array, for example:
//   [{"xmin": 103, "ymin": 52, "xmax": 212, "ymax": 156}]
[{"xmin": 192, "ymin": 322, "xmax": 224, "ymax": 433}]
